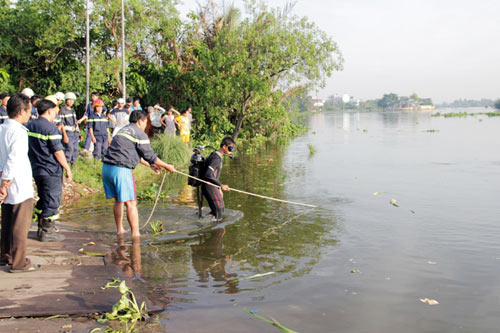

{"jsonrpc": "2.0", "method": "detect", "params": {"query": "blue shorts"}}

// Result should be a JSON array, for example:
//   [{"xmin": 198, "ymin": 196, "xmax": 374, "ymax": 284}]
[{"xmin": 102, "ymin": 163, "xmax": 136, "ymax": 202}]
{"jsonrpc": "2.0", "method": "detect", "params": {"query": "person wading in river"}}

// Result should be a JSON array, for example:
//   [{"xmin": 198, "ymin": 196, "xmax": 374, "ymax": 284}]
[
  {"xmin": 102, "ymin": 110, "xmax": 176, "ymax": 238},
  {"xmin": 201, "ymin": 137, "xmax": 235, "ymax": 220}
]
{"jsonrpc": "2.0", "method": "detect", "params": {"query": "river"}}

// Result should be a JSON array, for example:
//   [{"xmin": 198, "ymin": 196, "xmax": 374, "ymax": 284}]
[{"xmin": 64, "ymin": 108, "xmax": 500, "ymax": 332}]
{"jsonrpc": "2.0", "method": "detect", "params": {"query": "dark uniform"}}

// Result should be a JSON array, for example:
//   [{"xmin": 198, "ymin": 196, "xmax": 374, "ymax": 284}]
[
  {"xmin": 26, "ymin": 117, "xmax": 64, "ymax": 221},
  {"xmin": 59, "ymin": 105, "xmax": 79, "ymax": 164},
  {"xmin": 0, "ymin": 105, "xmax": 8, "ymax": 125},
  {"xmin": 88, "ymin": 110, "xmax": 109, "ymax": 159},
  {"xmin": 201, "ymin": 151, "xmax": 224, "ymax": 219},
  {"xmin": 84, "ymin": 102, "xmax": 107, "ymax": 150},
  {"xmin": 103, "ymin": 123, "xmax": 157, "ymax": 169}
]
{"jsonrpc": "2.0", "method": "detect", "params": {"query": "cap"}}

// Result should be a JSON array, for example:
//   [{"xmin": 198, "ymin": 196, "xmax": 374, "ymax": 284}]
[
  {"xmin": 117, "ymin": 98, "xmax": 125, "ymax": 104},
  {"xmin": 21, "ymin": 88, "xmax": 35, "ymax": 98},
  {"xmin": 92, "ymin": 99, "xmax": 104, "ymax": 107}
]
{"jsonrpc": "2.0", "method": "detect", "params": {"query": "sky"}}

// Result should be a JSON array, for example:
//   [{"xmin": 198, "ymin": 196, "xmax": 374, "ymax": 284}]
[{"xmin": 177, "ymin": 0, "xmax": 500, "ymax": 103}]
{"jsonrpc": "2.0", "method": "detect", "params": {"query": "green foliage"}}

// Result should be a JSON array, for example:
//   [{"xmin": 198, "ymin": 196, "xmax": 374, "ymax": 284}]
[
  {"xmin": 97, "ymin": 279, "xmax": 148, "ymax": 333},
  {"xmin": 149, "ymin": 134, "xmax": 191, "ymax": 167},
  {"xmin": 72, "ymin": 158, "xmax": 103, "ymax": 190},
  {"xmin": 494, "ymin": 99, "xmax": 500, "ymax": 110},
  {"xmin": 282, "ymin": 88, "xmax": 314, "ymax": 113},
  {"xmin": 308, "ymin": 143, "xmax": 316, "ymax": 156},
  {"xmin": 1, "ymin": 0, "xmax": 341, "ymax": 140},
  {"xmin": 136, "ymin": 182, "xmax": 167, "ymax": 202},
  {"xmin": 377, "ymin": 93, "xmax": 399, "ymax": 108},
  {"xmin": 149, "ymin": 220, "xmax": 164, "ymax": 234}
]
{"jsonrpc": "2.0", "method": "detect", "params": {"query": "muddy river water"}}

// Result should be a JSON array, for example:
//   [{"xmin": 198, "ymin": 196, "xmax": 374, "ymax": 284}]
[{"xmin": 63, "ymin": 109, "xmax": 500, "ymax": 332}]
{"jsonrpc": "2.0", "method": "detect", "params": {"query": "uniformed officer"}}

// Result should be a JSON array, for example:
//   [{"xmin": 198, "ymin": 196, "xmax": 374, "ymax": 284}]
[
  {"xmin": 0, "ymin": 93, "xmax": 10, "ymax": 125},
  {"xmin": 59, "ymin": 92, "xmax": 79, "ymax": 165},
  {"xmin": 26, "ymin": 99, "xmax": 72, "ymax": 242},
  {"xmin": 88, "ymin": 99, "xmax": 110, "ymax": 159},
  {"xmin": 102, "ymin": 110, "xmax": 175, "ymax": 238}
]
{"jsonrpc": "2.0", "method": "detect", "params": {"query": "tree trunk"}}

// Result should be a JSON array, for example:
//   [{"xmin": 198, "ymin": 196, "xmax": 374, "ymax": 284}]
[{"xmin": 232, "ymin": 93, "xmax": 252, "ymax": 140}]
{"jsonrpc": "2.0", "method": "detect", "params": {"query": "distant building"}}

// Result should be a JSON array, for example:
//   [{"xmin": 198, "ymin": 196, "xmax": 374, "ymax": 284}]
[{"xmin": 311, "ymin": 98, "xmax": 325, "ymax": 108}]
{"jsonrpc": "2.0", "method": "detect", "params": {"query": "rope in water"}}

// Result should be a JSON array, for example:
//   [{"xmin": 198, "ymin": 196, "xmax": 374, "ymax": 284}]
[
  {"xmin": 140, "ymin": 169, "xmax": 318, "ymax": 230},
  {"xmin": 140, "ymin": 172, "xmax": 167, "ymax": 230}
]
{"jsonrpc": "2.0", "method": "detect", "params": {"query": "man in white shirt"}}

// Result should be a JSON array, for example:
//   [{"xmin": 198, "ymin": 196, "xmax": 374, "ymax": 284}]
[{"xmin": 0, "ymin": 93, "xmax": 39, "ymax": 272}]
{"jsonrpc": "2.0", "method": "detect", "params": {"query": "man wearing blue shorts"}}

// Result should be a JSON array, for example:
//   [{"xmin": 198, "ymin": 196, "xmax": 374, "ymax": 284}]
[{"xmin": 102, "ymin": 110, "xmax": 175, "ymax": 238}]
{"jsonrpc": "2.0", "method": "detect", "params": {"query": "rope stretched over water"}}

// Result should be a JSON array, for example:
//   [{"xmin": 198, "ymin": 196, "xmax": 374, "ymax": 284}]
[
  {"xmin": 174, "ymin": 170, "xmax": 318, "ymax": 208},
  {"xmin": 140, "ymin": 168, "xmax": 318, "ymax": 230}
]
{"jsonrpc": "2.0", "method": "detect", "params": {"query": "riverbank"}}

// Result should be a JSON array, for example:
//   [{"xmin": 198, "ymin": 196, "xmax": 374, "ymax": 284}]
[{"xmin": 0, "ymin": 225, "xmax": 164, "ymax": 332}]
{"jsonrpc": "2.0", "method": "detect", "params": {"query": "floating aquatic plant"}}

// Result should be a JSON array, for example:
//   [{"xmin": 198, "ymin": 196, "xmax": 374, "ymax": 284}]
[{"xmin": 95, "ymin": 279, "xmax": 149, "ymax": 333}]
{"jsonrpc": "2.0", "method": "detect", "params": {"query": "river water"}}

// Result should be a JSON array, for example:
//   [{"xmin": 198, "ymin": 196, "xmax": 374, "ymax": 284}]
[{"xmin": 65, "ymin": 108, "xmax": 500, "ymax": 332}]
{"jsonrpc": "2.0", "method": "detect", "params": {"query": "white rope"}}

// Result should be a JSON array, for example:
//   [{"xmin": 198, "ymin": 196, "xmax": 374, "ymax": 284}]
[
  {"xmin": 140, "ymin": 171, "xmax": 167, "ymax": 230},
  {"xmin": 140, "ymin": 169, "xmax": 318, "ymax": 230},
  {"xmin": 174, "ymin": 170, "xmax": 318, "ymax": 208}
]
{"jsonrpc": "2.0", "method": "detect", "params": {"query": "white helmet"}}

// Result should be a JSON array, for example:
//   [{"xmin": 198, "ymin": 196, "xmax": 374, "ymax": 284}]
[
  {"xmin": 65, "ymin": 92, "xmax": 77, "ymax": 100},
  {"xmin": 21, "ymin": 88, "xmax": 34, "ymax": 98},
  {"xmin": 55, "ymin": 92, "xmax": 65, "ymax": 101}
]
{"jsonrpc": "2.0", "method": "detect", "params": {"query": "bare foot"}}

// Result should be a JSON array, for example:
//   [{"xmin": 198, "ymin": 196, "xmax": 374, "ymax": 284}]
[{"xmin": 131, "ymin": 232, "xmax": 141, "ymax": 239}]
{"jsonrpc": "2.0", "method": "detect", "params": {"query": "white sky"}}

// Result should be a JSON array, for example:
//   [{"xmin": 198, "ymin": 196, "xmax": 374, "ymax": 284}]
[{"xmin": 178, "ymin": 0, "xmax": 500, "ymax": 102}]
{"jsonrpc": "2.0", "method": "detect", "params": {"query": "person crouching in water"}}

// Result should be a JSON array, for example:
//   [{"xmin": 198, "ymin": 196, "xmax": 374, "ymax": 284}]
[
  {"xmin": 88, "ymin": 99, "xmax": 110, "ymax": 160},
  {"xmin": 102, "ymin": 110, "xmax": 176, "ymax": 238},
  {"xmin": 201, "ymin": 137, "xmax": 236, "ymax": 220},
  {"xmin": 27, "ymin": 99, "xmax": 72, "ymax": 242}
]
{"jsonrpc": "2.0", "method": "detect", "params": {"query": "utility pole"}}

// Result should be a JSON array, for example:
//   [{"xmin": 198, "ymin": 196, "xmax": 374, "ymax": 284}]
[
  {"xmin": 121, "ymin": 0, "xmax": 126, "ymax": 99},
  {"xmin": 85, "ymin": 0, "xmax": 90, "ymax": 108}
]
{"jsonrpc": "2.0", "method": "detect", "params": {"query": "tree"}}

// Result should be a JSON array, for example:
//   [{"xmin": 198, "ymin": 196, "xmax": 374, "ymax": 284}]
[
  {"xmin": 494, "ymin": 99, "xmax": 500, "ymax": 110},
  {"xmin": 377, "ymin": 93, "xmax": 399, "ymax": 108}
]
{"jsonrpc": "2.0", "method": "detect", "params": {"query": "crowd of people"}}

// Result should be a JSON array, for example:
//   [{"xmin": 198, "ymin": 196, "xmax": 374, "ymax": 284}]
[
  {"xmin": 0, "ymin": 88, "xmax": 234, "ymax": 274},
  {"xmin": 0, "ymin": 89, "xmax": 179, "ymax": 273}
]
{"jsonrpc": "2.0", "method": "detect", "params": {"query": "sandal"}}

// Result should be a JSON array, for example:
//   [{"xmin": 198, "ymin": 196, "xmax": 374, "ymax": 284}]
[{"xmin": 9, "ymin": 264, "xmax": 41, "ymax": 273}]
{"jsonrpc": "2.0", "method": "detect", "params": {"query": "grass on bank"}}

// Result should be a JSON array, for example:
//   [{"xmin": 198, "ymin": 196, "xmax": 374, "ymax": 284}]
[{"xmin": 72, "ymin": 135, "xmax": 191, "ymax": 192}]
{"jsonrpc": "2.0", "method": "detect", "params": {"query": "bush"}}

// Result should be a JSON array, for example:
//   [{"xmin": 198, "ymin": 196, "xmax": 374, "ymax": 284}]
[
  {"xmin": 72, "ymin": 158, "xmax": 103, "ymax": 190},
  {"xmin": 150, "ymin": 134, "xmax": 191, "ymax": 168},
  {"xmin": 494, "ymin": 99, "xmax": 500, "ymax": 110}
]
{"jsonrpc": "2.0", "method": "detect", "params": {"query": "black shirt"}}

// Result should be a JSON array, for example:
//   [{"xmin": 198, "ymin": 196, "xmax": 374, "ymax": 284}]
[
  {"xmin": 202, "ymin": 151, "xmax": 223, "ymax": 186},
  {"xmin": 103, "ymin": 123, "xmax": 157, "ymax": 169},
  {"xmin": 26, "ymin": 117, "xmax": 64, "ymax": 177}
]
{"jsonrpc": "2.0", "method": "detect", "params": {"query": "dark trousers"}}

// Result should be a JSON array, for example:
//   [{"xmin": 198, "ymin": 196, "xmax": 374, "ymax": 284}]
[
  {"xmin": 64, "ymin": 132, "xmax": 79, "ymax": 163},
  {"xmin": 84, "ymin": 126, "xmax": 92, "ymax": 150},
  {"xmin": 1, "ymin": 198, "xmax": 34, "ymax": 270},
  {"xmin": 202, "ymin": 184, "xmax": 224, "ymax": 219},
  {"xmin": 34, "ymin": 175, "xmax": 62, "ymax": 220},
  {"xmin": 93, "ymin": 135, "xmax": 108, "ymax": 160}
]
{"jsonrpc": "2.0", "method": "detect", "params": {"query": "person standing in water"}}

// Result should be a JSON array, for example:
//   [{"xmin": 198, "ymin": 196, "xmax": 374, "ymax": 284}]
[
  {"xmin": 102, "ymin": 110, "xmax": 176, "ymax": 238},
  {"xmin": 201, "ymin": 137, "xmax": 235, "ymax": 220}
]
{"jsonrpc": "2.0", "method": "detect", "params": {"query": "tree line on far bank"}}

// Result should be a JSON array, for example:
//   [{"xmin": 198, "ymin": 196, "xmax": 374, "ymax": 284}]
[
  {"xmin": 284, "ymin": 90, "xmax": 500, "ymax": 112},
  {"xmin": 0, "ymin": 0, "xmax": 343, "ymax": 143}
]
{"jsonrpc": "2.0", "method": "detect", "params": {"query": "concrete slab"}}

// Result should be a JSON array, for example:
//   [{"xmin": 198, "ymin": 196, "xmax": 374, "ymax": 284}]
[{"xmin": 0, "ymin": 227, "xmax": 163, "ymax": 319}]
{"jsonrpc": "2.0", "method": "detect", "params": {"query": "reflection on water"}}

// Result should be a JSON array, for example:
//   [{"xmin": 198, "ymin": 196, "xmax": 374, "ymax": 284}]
[
  {"xmin": 112, "ymin": 237, "xmax": 143, "ymax": 281},
  {"xmin": 191, "ymin": 228, "xmax": 239, "ymax": 294},
  {"xmin": 61, "ymin": 109, "xmax": 500, "ymax": 332}
]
